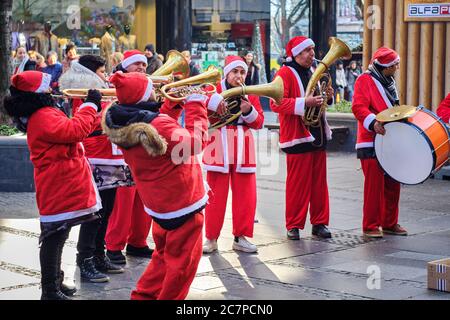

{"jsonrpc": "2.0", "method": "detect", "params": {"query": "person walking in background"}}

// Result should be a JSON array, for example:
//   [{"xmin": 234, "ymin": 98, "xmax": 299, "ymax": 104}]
[
  {"xmin": 144, "ymin": 44, "xmax": 163, "ymax": 75},
  {"xmin": 346, "ymin": 60, "xmax": 360, "ymax": 101},
  {"xmin": 42, "ymin": 51, "xmax": 63, "ymax": 92},
  {"xmin": 335, "ymin": 60, "xmax": 347, "ymax": 102},
  {"xmin": 242, "ymin": 51, "xmax": 260, "ymax": 86}
]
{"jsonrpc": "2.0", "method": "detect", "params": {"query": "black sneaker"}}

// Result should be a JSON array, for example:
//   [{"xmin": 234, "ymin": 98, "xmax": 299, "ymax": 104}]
[
  {"xmin": 126, "ymin": 244, "xmax": 153, "ymax": 258},
  {"xmin": 58, "ymin": 270, "xmax": 76, "ymax": 296},
  {"xmin": 287, "ymin": 228, "xmax": 300, "ymax": 240},
  {"xmin": 78, "ymin": 257, "xmax": 110, "ymax": 283},
  {"xmin": 106, "ymin": 250, "xmax": 127, "ymax": 265},
  {"xmin": 41, "ymin": 289, "xmax": 71, "ymax": 300},
  {"xmin": 94, "ymin": 255, "xmax": 125, "ymax": 274},
  {"xmin": 312, "ymin": 224, "xmax": 332, "ymax": 239}
]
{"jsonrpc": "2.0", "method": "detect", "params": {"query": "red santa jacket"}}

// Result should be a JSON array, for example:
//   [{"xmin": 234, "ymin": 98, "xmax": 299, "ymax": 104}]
[
  {"xmin": 103, "ymin": 96, "xmax": 208, "ymax": 221},
  {"xmin": 202, "ymin": 79, "xmax": 264, "ymax": 173},
  {"xmin": 72, "ymin": 98, "xmax": 126, "ymax": 165},
  {"xmin": 437, "ymin": 93, "xmax": 450, "ymax": 124},
  {"xmin": 352, "ymin": 72, "xmax": 394, "ymax": 149},
  {"xmin": 270, "ymin": 66, "xmax": 332, "ymax": 149},
  {"xmin": 26, "ymin": 103, "xmax": 101, "ymax": 222}
]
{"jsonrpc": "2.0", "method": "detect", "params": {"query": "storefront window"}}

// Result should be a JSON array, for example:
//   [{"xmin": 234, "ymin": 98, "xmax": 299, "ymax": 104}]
[
  {"xmin": 12, "ymin": 0, "xmax": 136, "ymax": 58},
  {"xmin": 191, "ymin": 0, "xmax": 270, "ymax": 82}
]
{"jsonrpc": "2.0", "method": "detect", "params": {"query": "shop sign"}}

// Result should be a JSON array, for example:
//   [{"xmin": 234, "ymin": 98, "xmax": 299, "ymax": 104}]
[{"xmin": 404, "ymin": 0, "xmax": 450, "ymax": 21}]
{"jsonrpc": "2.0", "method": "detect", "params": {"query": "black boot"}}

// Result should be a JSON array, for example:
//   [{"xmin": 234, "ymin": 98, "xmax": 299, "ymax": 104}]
[
  {"xmin": 77, "ymin": 256, "xmax": 110, "ymax": 283},
  {"xmin": 41, "ymin": 286, "xmax": 71, "ymax": 300},
  {"xmin": 58, "ymin": 271, "xmax": 77, "ymax": 296},
  {"xmin": 93, "ymin": 255, "xmax": 125, "ymax": 274}
]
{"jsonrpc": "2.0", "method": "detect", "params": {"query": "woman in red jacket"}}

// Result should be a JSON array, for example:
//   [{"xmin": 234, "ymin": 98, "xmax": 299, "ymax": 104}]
[
  {"xmin": 202, "ymin": 55, "xmax": 265, "ymax": 254},
  {"xmin": 102, "ymin": 71, "xmax": 209, "ymax": 300},
  {"xmin": 4, "ymin": 71, "xmax": 101, "ymax": 300}
]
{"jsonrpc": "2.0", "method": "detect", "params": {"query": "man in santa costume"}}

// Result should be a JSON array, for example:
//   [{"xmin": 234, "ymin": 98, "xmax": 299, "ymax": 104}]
[
  {"xmin": 105, "ymin": 49, "xmax": 154, "ymax": 265},
  {"xmin": 437, "ymin": 93, "xmax": 450, "ymax": 124},
  {"xmin": 3, "ymin": 71, "xmax": 102, "ymax": 299},
  {"xmin": 352, "ymin": 47, "xmax": 407, "ymax": 238},
  {"xmin": 270, "ymin": 36, "xmax": 333, "ymax": 241},
  {"xmin": 102, "ymin": 71, "xmax": 209, "ymax": 300},
  {"xmin": 202, "ymin": 55, "xmax": 264, "ymax": 254}
]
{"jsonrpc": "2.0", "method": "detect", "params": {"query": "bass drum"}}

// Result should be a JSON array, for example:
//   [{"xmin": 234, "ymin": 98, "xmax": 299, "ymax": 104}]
[{"xmin": 375, "ymin": 107, "xmax": 450, "ymax": 185}]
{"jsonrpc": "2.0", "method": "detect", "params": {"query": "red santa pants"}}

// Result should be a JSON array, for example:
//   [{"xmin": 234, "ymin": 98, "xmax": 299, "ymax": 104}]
[
  {"xmin": 360, "ymin": 158, "xmax": 400, "ymax": 231},
  {"xmin": 205, "ymin": 169, "xmax": 257, "ymax": 240},
  {"xmin": 285, "ymin": 151, "xmax": 330, "ymax": 231},
  {"xmin": 105, "ymin": 186, "xmax": 152, "ymax": 251},
  {"xmin": 130, "ymin": 212, "xmax": 203, "ymax": 300}
]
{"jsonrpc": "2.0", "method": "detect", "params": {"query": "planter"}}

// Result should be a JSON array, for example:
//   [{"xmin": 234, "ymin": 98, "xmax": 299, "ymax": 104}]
[
  {"xmin": 0, "ymin": 134, "xmax": 35, "ymax": 192},
  {"xmin": 326, "ymin": 112, "xmax": 357, "ymax": 152}
]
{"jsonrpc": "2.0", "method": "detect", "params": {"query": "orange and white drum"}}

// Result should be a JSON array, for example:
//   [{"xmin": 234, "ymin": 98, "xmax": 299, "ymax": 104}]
[{"xmin": 375, "ymin": 106, "xmax": 450, "ymax": 185}]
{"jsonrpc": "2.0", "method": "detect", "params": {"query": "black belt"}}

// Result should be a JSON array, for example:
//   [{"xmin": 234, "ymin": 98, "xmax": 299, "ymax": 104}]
[{"xmin": 88, "ymin": 130, "xmax": 104, "ymax": 138}]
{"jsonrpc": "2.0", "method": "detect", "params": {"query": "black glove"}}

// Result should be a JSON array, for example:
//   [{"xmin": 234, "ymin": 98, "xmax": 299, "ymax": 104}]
[{"xmin": 85, "ymin": 89, "xmax": 102, "ymax": 112}]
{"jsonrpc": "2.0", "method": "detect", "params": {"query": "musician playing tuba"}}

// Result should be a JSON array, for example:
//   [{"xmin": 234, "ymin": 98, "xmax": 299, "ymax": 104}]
[
  {"xmin": 270, "ymin": 36, "xmax": 335, "ymax": 241},
  {"xmin": 202, "ymin": 55, "xmax": 265, "ymax": 254},
  {"xmin": 352, "ymin": 47, "xmax": 407, "ymax": 238}
]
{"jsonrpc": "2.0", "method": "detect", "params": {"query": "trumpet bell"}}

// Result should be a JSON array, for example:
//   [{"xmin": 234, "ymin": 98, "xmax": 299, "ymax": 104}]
[{"xmin": 151, "ymin": 50, "xmax": 190, "ymax": 80}]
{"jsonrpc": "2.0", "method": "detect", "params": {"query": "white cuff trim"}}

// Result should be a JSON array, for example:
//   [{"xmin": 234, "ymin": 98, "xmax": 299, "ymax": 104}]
[
  {"xmin": 242, "ymin": 106, "xmax": 258, "ymax": 123},
  {"xmin": 207, "ymin": 93, "xmax": 224, "ymax": 112},
  {"xmin": 363, "ymin": 113, "xmax": 377, "ymax": 131},
  {"xmin": 294, "ymin": 98, "xmax": 305, "ymax": 116},
  {"xmin": 186, "ymin": 93, "xmax": 208, "ymax": 104},
  {"xmin": 356, "ymin": 142, "xmax": 374, "ymax": 149},
  {"xmin": 78, "ymin": 102, "xmax": 98, "ymax": 112}
]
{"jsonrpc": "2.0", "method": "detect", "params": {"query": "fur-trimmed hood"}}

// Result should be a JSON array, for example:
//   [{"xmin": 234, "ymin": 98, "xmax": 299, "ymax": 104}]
[
  {"xmin": 101, "ymin": 104, "xmax": 167, "ymax": 157},
  {"xmin": 59, "ymin": 61, "xmax": 108, "ymax": 90}
]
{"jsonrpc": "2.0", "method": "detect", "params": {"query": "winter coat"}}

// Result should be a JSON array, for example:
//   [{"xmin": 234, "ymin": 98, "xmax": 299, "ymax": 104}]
[
  {"xmin": 437, "ymin": 93, "xmax": 450, "ymax": 124},
  {"xmin": 146, "ymin": 56, "xmax": 163, "ymax": 75}
]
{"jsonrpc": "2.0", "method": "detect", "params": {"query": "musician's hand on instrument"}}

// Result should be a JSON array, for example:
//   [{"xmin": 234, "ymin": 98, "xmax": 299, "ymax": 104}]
[
  {"xmin": 240, "ymin": 99, "xmax": 252, "ymax": 114},
  {"xmin": 374, "ymin": 121, "xmax": 386, "ymax": 135},
  {"xmin": 305, "ymin": 94, "xmax": 324, "ymax": 108},
  {"xmin": 216, "ymin": 100, "xmax": 228, "ymax": 116},
  {"xmin": 325, "ymin": 86, "xmax": 334, "ymax": 100},
  {"xmin": 86, "ymin": 89, "xmax": 103, "ymax": 112}
]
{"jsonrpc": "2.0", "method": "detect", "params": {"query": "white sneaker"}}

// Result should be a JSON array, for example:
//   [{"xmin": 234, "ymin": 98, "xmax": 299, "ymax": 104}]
[
  {"xmin": 232, "ymin": 236, "xmax": 258, "ymax": 253},
  {"xmin": 202, "ymin": 239, "xmax": 218, "ymax": 254}
]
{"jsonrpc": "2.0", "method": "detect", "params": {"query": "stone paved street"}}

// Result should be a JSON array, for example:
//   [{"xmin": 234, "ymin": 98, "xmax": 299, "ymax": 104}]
[{"xmin": 0, "ymin": 149, "xmax": 449, "ymax": 300}]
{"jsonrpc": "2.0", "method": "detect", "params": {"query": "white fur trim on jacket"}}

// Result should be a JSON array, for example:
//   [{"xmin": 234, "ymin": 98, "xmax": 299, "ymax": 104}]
[
  {"xmin": 371, "ymin": 76, "xmax": 393, "ymax": 108},
  {"xmin": 78, "ymin": 102, "xmax": 98, "ymax": 112},
  {"xmin": 207, "ymin": 92, "xmax": 224, "ymax": 112},
  {"xmin": 186, "ymin": 93, "xmax": 208, "ymax": 104},
  {"xmin": 143, "ymin": 193, "xmax": 208, "ymax": 219},
  {"xmin": 279, "ymin": 136, "xmax": 315, "ymax": 148},
  {"xmin": 241, "ymin": 106, "xmax": 258, "ymax": 123},
  {"xmin": 236, "ymin": 126, "xmax": 256, "ymax": 173},
  {"xmin": 294, "ymin": 98, "xmax": 306, "ymax": 116},
  {"xmin": 363, "ymin": 113, "xmax": 377, "ymax": 131}
]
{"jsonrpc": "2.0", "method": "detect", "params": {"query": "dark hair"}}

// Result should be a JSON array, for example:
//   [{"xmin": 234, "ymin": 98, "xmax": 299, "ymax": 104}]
[
  {"xmin": 145, "ymin": 44, "xmax": 155, "ymax": 54},
  {"xmin": 65, "ymin": 43, "xmax": 76, "ymax": 55},
  {"xmin": 78, "ymin": 55, "xmax": 106, "ymax": 73}
]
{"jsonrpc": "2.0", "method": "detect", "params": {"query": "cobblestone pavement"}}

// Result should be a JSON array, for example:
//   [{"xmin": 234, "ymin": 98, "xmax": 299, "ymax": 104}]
[{"xmin": 0, "ymin": 151, "xmax": 449, "ymax": 300}]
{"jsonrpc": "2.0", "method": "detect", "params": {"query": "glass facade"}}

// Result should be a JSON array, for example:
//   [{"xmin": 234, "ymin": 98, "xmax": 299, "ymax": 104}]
[{"xmin": 12, "ymin": 0, "xmax": 136, "ymax": 56}]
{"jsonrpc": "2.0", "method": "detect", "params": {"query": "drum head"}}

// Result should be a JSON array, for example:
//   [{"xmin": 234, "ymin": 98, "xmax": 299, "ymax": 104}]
[{"xmin": 374, "ymin": 122, "xmax": 434, "ymax": 184}]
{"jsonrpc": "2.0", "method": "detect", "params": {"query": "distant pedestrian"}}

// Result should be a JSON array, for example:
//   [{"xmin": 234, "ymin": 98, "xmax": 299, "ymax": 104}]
[{"xmin": 346, "ymin": 60, "xmax": 360, "ymax": 101}]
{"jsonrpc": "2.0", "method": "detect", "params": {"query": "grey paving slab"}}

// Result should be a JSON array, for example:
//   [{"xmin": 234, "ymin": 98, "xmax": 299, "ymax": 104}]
[
  {"xmin": 0, "ymin": 284, "xmax": 41, "ymax": 300},
  {"xmin": 0, "ymin": 269, "xmax": 39, "ymax": 289}
]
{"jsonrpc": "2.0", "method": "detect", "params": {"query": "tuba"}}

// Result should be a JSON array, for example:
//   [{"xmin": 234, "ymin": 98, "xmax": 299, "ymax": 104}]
[
  {"xmin": 209, "ymin": 76, "xmax": 284, "ymax": 130},
  {"xmin": 160, "ymin": 66, "xmax": 222, "ymax": 102},
  {"xmin": 151, "ymin": 50, "xmax": 190, "ymax": 80},
  {"xmin": 304, "ymin": 37, "xmax": 352, "ymax": 126}
]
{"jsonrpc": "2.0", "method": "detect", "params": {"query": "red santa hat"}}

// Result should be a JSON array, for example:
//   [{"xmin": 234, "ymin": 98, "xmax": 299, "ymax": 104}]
[
  {"xmin": 10, "ymin": 71, "xmax": 52, "ymax": 93},
  {"xmin": 285, "ymin": 36, "xmax": 315, "ymax": 62},
  {"xmin": 121, "ymin": 49, "xmax": 148, "ymax": 70},
  {"xmin": 371, "ymin": 47, "xmax": 400, "ymax": 67},
  {"xmin": 223, "ymin": 55, "xmax": 248, "ymax": 78},
  {"xmin": 109, "ymin": 71, "xmax": 153, "ymax": 105}
]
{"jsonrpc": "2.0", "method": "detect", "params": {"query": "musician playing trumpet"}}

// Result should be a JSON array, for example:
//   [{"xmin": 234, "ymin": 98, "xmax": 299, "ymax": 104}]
[
  {"xmin": 270, "ymin": 36, "xmax": 333, "ymax": 241},
  {"xmin": 352, "ymin": 47, "xmax": 407, "ymax": 238},
  {"xmin": 202, "ymin": 55, "xmax": 265, "ymax": 254}
]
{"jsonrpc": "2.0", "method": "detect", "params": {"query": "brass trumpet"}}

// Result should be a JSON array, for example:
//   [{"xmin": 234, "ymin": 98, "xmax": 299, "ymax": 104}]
[
  {"xmin": 160, "ymin": 66, "xmax": 221, "ymax": 102},
  {"xmin": 209, "ymin": 76, "xmax": 284, "ymax": 130}
]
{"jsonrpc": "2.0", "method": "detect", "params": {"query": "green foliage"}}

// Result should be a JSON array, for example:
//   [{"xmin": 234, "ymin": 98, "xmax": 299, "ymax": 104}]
[
  {"xmin": 328, "ymin": 100, "xmax": 353, "ymax": 113},
  {"xmin": 0, "ymin": 124, "xmax": 19, "ymax": 136}
]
